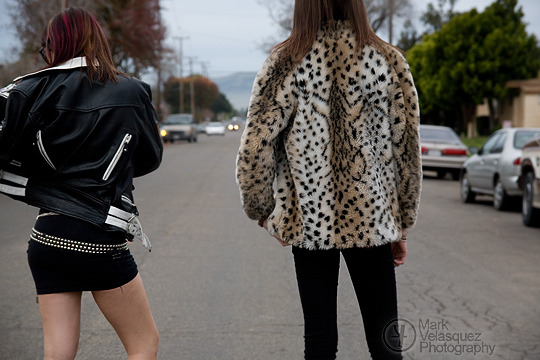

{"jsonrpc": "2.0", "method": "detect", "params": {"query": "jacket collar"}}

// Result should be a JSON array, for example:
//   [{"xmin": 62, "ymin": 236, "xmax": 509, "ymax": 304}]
[{"xmin": 13, "ymin": 57, "xmax": 89, "ymax": 82}]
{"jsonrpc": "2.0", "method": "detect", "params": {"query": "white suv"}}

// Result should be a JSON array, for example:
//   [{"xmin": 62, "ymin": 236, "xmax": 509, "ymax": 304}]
[{"xmin": 521, "ymin": 136, "xmax": 540, "ymax": 227}]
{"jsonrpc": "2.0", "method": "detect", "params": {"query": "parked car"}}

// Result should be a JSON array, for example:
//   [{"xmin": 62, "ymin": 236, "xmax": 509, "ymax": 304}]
[
  {"xmin": 196, "ymin": 122, "xmax": 207, "ymax": 134},
  {"xmin": 205, "ymin": 122, "xmax": 226, "ymax": 136},
  {"xmin": 160, "ymin": 113, "xmax": 198, "ymax": 143},
  {"xmin": 520, "ymin": 136, "xmax": 540, "ymax": 226},
  {"xmin": 419, "ymin": 125, "xmax": 468, "ymax": 180},
  {"xmin": 460, "ymin": 128, "xmax": 540, "ymax": 210}
]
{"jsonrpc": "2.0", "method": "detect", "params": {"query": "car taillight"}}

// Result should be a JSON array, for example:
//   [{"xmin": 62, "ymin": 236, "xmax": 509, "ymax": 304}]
[
  {"xmin": 441, "ymin": 149, "xmax": 467, "ymax": 156},
  {"xmin": 421, "ymin": 146, "xmax": 428, "ymax": 155},
  {"xmin": 513, "ymin": 157, "xmax": 521, "ymax": 166}
]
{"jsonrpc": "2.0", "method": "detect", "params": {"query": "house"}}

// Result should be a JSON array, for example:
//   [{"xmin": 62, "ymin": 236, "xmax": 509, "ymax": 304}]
[{"xmin": 500, "ymin": 74, "xmax": 540, "ymax": 128}]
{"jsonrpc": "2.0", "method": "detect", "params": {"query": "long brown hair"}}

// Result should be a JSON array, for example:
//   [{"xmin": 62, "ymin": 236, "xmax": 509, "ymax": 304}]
[
  {"xmin": 42, "ymin": 7, "xmax": 121, "ymax": 83},
  {"xmin": 273, "ymin": 0, "xmax": 387, "ymax": 62}
]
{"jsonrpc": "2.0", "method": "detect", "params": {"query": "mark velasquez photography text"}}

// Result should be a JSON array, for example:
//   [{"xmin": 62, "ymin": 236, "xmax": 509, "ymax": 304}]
[{"xmin": 383, "ymin": 318, "xmax": 496, "ymax": 356}]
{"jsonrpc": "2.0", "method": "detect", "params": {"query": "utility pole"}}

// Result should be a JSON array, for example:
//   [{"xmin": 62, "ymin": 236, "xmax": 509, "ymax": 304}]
[
  {"xmin": 156, "ymin": 62, "xmax": 163, "ymax": 122},
  {"xmin": 155, "ymin": 0, "xmax": 164, "ymax": 122},
  {"xmin": 388, "ymin": 0, "xmax": 395, "ymax": 44},
  {"xmin": 174, "ymin": 36, "xmax": 189, "ymax": 113},
  {"xmin": 200, "ymin": 61, "xmax": 210, "ymax": 79},
  {"xmin": 61, "ymin": 0, "xmax": 67, "ymax": 9},
  {"xmin": 189, "ymin": 56, "xmax": 197, "ymax": 120}
]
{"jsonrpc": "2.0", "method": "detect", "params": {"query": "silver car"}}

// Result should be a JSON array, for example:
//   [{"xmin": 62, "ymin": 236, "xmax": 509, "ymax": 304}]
[
  {"xmin": 420, "ymin": 125, "xmax": 468, "ymax": 180},
  {"xmin": 461, "ymin": 128, "xmax": 540, "ymax": 210},
  {"xmin": 160, "ymin": 113, "xmax": 198, "ymax": 143}
]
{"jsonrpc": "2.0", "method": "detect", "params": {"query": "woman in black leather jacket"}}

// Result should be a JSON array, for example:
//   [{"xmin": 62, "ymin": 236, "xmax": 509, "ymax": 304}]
[{"xmin": 0, "ymin": 8, "xmax": 162, "ymax": 359}]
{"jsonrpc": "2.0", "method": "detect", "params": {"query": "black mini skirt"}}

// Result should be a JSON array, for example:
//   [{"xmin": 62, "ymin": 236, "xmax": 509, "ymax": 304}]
[{"xmin": 27, "ymin": 211, "xmax": 138, "ymax": 295}]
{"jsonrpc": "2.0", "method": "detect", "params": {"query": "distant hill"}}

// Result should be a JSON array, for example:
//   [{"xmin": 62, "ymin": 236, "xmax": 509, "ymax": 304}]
[{"xmin": 212, "ymin": 72, "xmax": 257, "ymax": 112}]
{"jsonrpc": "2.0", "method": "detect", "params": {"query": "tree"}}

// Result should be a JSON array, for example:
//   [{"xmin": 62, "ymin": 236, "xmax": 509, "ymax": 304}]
[
  {"xmin": 163, "ymin": 75, "xmax": 230, "ymax": 122},
  {"xmin": 397, "ymin": 0, "xmax": 458, "ymax": 52},
  {"xmin": 421, "ymin": 0, "xmax": 458, "ymax": 33},
  {"xmin": 9, "ymin": 0, "xmax": 95, "ymax": 74},
  {"xmin": 396, "ymin": 19, "xmax": 421, "ymax": 52},
  {"xmin": 8, "ymin": 0, "xmax": 166, "ymax": 77},
  {"xmin": 97, "ymin": 0, "xmax": 166, "ymax": 76},
  {"xmin": 478, "ymin": 0, "xmax": 540, "ymax": 130},
  {"xmin": 381, "ymin": 0, "xmax": 412, "ymax": 44},
  {"xmin": 211, "ymin": 93, "xmax": 234, "ymax": 116},
  {"xmin": 0, "ymin": 59, "xmax": 36, "ymax": 86},
  {"xmin": 407, "ymin": 0, "xmax": 540, "ymax": 134}
]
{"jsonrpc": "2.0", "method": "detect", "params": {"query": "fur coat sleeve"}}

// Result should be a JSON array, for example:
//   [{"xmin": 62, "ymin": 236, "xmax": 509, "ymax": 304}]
[
  {"xmin": 385, "ymin": 48, "xmax": 422, "ymax": 229},
  {"xmin": 236, "ymin": 53, "xmax": 297, "ymax": 221}
]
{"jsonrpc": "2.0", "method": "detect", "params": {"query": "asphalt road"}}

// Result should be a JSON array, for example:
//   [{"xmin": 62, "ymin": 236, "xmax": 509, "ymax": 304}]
[{"xmin": 1, "ymin": 131, "xmax": 539, "ymax": 359}]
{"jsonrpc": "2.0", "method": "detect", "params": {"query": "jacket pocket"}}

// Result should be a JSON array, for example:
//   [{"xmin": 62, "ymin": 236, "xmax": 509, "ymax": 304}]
[
  {"xmin": 36, "ymin": 130, "xmax": 57, "ymax": 170},
  {"xmin": 103, "ymin": 133, "xmax": 132, "ymax": 181}
]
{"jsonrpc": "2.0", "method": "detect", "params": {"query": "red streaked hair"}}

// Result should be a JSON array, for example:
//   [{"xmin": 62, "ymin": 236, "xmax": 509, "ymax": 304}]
[{"xmin": 42, "ymin": 7, "xmax": 121, "ymax": 83}]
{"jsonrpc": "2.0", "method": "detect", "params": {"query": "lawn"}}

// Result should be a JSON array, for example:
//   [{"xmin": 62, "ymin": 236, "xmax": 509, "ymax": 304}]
[{"xmin": 460, "ymin": 136, "xmax": 489, "ymax": 150}]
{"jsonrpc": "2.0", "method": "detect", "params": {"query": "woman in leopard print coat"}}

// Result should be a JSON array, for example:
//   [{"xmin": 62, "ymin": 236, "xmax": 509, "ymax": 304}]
[{"xmin": 236, "ymin": 0, "xmax": 421, "ymax": 359}]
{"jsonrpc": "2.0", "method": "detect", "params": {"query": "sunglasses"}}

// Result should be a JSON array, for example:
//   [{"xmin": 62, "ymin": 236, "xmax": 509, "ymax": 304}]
[{"xmin": 39, "ymin": 47, "xmax": 48, "ymax": 64}]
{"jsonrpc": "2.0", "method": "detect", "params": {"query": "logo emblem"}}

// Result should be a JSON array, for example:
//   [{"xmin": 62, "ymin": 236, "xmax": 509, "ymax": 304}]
[{"xmin": 383, "ymin": 318, "xmax": 416, "ymax": 352}]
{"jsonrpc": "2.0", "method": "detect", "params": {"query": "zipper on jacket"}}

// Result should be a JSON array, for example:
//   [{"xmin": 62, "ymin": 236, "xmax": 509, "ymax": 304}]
[
  {"xmin": 36, "ymin": 131, "xmax": 57, "ymax": 170},
  {"xmin": 103, "ymin": 133, "xmax": 132, "ymax": 181},
  {"xmin": 121, "ymin": 194, "xmax": 134, "ymax": 206}
]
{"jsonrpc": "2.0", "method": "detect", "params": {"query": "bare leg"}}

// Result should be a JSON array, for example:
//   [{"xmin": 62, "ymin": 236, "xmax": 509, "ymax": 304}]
[
  {"xmin": 92, "ymin": 274, "xmax": 159, "ymax": 360},
  {"xmin": 38, "ymin": 291, "xmax": 83, "ymax": 360}
]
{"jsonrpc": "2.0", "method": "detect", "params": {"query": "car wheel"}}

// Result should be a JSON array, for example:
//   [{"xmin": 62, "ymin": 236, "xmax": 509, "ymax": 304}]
[
  {"xmin": 437, "ymin": 170, "xmax": 447, "ymax": 179},
  {"xmin": 493, "ymin": 178, "xmax": 510, "ymax": 211},
  {"xmin": 460, "ymin": 172, "xmax": 476, "ymax": 203},
  {"xmin": 522, "ymin": 172, "xmax": 540, "ymax": 227}
]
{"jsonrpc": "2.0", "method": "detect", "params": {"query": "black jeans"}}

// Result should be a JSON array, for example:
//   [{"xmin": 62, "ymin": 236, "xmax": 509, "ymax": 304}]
[{"xmin": 292, "ymin": 244, "xmax": 402, "ymax": 360}]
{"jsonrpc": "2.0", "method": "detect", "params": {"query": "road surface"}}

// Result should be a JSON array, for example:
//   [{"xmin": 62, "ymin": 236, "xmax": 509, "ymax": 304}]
[{"xmin": 1, "ymin": 132, "xmax": 539, "ymax": 359}]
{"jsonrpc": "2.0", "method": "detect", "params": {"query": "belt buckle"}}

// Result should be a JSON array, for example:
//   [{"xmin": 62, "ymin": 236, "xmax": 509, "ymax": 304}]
[{"xmin": 126, "ymin": 216, "xmax": 152, "ymax": 252}]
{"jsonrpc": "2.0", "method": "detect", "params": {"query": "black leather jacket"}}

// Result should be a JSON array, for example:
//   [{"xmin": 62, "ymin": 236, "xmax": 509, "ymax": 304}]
[{"xmin": 0, "ymin": 58, "xmax": 163, "ymax": 232}]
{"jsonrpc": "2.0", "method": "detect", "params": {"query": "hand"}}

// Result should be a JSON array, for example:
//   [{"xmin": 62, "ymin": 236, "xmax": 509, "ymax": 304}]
[
  {"xmin": 258, "ymin": 218, "xmax": 289, "ymax": 247},
  {"xmin": 391, "ymin": 240, "xmax": 407, "ymax": 267}
]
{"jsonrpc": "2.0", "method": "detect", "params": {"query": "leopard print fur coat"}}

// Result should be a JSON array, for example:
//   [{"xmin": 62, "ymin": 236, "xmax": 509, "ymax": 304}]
[{"xmin": 236, "ymin": 21, "xmax": 421, "ymax": 250}]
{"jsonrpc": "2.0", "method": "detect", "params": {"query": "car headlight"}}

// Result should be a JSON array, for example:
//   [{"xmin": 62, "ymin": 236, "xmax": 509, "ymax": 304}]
[
  {"xmin": 228, "ymin": 124, "xmax": 233, "ymax": 130},
  {"xmin": 160, "ymin": 129, "xmax": 167, "ymax": 137},
  {"xmin": 234, "ymin": 124, "xmax": 239, "ymax": 130}
]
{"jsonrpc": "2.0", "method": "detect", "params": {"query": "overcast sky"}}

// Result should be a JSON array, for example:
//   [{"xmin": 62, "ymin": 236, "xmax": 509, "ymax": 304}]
[
  {"xmin": 1, "ymin": 0, "xmax": 539, "ymax": 81},
  {"xmin": 163, "ymin": 0, "xmax": 540, "ymax": 79}
]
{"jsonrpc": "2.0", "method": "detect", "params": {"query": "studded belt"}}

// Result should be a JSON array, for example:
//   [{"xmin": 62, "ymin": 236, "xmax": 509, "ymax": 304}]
[{"xmin": 30, "ymin": 228, "xmax": 129, "ymax": 254}]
